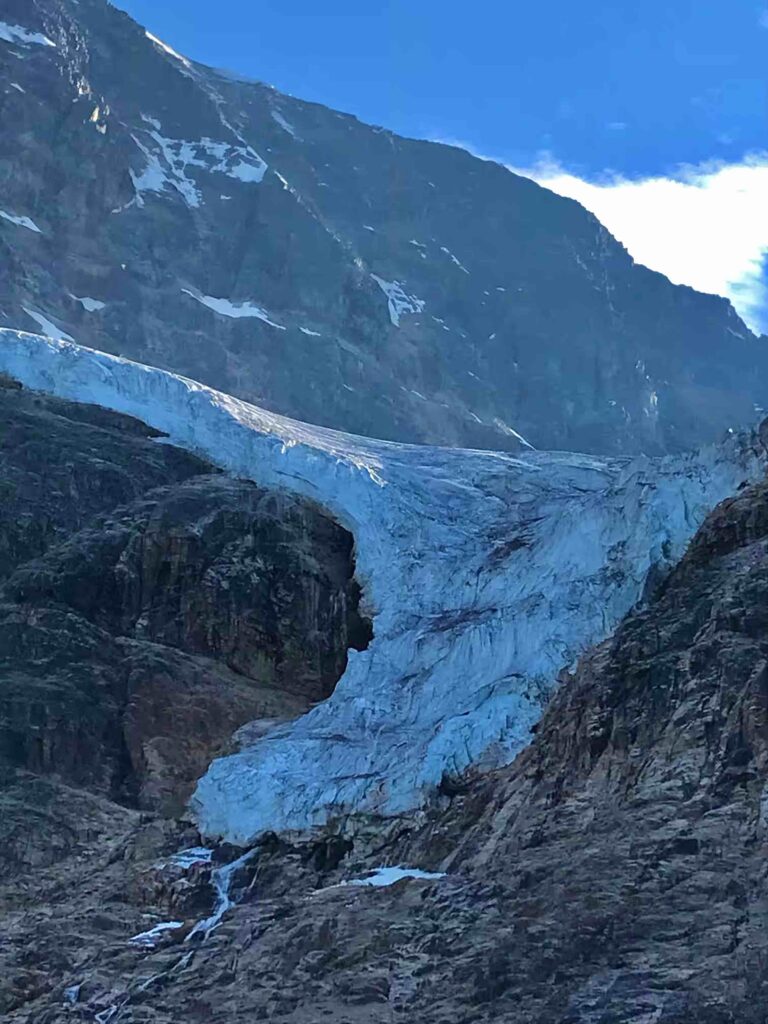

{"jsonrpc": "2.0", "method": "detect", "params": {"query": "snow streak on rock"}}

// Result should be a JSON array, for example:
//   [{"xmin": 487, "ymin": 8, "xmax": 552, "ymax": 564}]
[
  {"xmin": 181, "ymin": 289, "xmax": 285, "ymax": 328},
  {"xmin": 371, "ymin": 275, "xmax": 426, "ymax": 326},
  {"xmin": 1, "ymin": 331, "xmax": 765, "ymax": 845},
  {"xmin": 130, "ymin": 116, "xmax": 267, "ymax": 207},
  {"xmin": 0, "ymin": 22, "xmax": 56, "ymax": 48},
  {"xmin": 0, "ymin": 209, "xmax": 41, "ymax": 232}
]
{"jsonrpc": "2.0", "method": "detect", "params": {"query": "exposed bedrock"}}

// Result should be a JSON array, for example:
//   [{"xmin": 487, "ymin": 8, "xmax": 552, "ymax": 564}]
[{"xmin": 0, "ymin": 377, "xmax": 369, "ymax": 822}]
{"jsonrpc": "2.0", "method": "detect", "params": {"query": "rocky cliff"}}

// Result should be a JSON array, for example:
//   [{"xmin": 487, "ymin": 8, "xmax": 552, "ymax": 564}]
[
  {"xmin": 0, "ymin": 376, "xmax": 369, "ymax": 831},
  {"xmin": 1, "ymin": 0, "xmax": 766, "ymax": 455}
]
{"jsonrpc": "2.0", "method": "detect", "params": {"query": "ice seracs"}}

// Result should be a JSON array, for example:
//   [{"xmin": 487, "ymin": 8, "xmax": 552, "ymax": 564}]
[{"xmin": 1, "ymin": 331, "xmax": 766, "ymax": 847}]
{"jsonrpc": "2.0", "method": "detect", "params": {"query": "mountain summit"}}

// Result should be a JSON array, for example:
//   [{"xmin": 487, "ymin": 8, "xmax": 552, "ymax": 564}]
[{"xmin": 1, "ymin": 0, "xmax": 766, "ymax": 454}]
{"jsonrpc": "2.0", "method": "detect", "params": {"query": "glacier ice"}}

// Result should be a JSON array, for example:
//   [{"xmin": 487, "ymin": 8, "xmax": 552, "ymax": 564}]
[{"xmin": 1, "ymin": 330, "xmax": 765, "ymax": 846}]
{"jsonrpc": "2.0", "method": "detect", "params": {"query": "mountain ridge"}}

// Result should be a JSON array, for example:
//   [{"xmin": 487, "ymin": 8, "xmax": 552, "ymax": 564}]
[{"xmin": 1, "ymin": 0, "xmax": 766, "ymax": 455}]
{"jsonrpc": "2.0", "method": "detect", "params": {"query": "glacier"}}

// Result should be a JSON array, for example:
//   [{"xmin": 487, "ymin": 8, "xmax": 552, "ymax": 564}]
[{"xmin": 1, "ymin": 329, "xmax": 766, "ymax": 845}]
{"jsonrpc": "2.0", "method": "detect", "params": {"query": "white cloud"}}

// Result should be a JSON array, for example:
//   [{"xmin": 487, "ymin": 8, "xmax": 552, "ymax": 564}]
[
  {"xmin": 514, "ymin": 153, "xmax": 768, "ymax": 334},
  {"xmin": 759, "ymin": 9, "xmax": 768, "ymax": 28}
]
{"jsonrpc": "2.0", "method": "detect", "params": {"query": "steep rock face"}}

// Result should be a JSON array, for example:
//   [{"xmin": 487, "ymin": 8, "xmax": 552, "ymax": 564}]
[
  {"xmin": 0, "ymin": 381, "xmax": 368, "ymax": 815},
  {"xmin": 0, "ymin": 0, "xmax": 766, "ymax": 455}
]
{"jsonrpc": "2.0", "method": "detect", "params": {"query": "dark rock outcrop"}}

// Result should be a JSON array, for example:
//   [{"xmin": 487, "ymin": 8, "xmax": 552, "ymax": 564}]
[
  {"xmin": 0, "ymin": 383, "xmax": 369, "ymax": 818},
  {"xmin": 1, "ymin": 0, "xmax": 766, "ymax": 455}
]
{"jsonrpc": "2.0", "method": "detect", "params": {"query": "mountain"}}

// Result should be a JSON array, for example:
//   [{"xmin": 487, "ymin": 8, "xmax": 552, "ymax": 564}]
[
  {"xmin": 3, "ymin": 332, "xmax": 766, "ymax": 841},
  {"xmin": 1, "ymin": 0, "xmax": 766, "ymax": 455}
]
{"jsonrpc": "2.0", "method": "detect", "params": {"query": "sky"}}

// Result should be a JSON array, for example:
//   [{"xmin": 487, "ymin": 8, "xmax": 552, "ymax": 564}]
[{"xmin": 117, "ymin": 0, "xmax": 768, "ymax": 333}]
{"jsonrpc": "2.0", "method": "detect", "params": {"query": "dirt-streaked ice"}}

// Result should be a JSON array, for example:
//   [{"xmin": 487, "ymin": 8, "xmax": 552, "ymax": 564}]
[{"xmin": 1, "ymin": 330, "xmax": 765, "ymax": 845}]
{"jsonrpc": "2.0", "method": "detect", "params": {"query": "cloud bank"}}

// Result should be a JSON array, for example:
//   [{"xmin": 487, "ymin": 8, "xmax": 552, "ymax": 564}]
[{"xmin": 515, "ymin": 154, "xmax": 768, "ymax": 335}]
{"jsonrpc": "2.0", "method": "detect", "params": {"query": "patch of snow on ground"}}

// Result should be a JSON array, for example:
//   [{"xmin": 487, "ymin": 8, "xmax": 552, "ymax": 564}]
[
  {"xmin": 129, "ymin": 921, "xmax": 184, "ymax": 948},
  {"xmin": 22, "ymin": 310, "xmax": 72, "ymax": 342},
  {"xmin": 0, "ymin": 209, "xmax": 41, "ymax": 232},
  {"xmin": 1, "ymin": 333, "xmax": 766, "ymax": 844},
  {"xmin": 299, "ymin": 327, "xmax": 322, "ymax": 337},
  {"xmin": 169, "ymin": 847, "xmax": 215, "ymax": 869},
  {"xmin": 440, "ymin": 245, "xmax": 469, "ymax": 273},
  {"xmin": 371, "ymin": 275, "xmax": 426, "ymax": 327},
  {"xmin": 130, "ymin": 117, "xmax": 267, "ymax": 206},
  {"xmin": 271, "ymin": 109, "xmax": 299, "ymax": 138},
  {"xmin": 182, "ymin": 289, "xmax": 285, "ymax": 329},
  {"xmin": 345, "ymin": 866, "xmax": 446, "ymax": 887},
  {"xmin": 145, "ymin": 30, "xmax": 191, "ymax": 70},
  {"xmin": 72, "ymin": 296, "xmax": 106, "ymax": 312},
  {"xmin": 493, "ymin": 418, "xmax": 535, "ymax": 449},
  {"xmin": 9, "ymin": 81, "xmax": 25, "ymax": 92},
  {"xmin": 0, "ymin": 22, "xmax": 55, "ymax": 47}
]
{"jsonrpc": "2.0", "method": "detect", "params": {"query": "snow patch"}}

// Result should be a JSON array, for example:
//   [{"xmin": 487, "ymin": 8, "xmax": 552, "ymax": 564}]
[
  {"xmin": 345, "ymin": 866, "xmax": 446, "ymax": 887},
  {"xmin": 22, "ymin": 310, "xmax": 73, "ymax": 342},
  {"xmin": 299, "ymin": 327, "xmax": 322, "ymax": 337},
  {"xmin": 72, "ymin": 295, "xmax": 106, "ymax": 312},
  {"xmin": 0, "ymin": 209, "xmax": 41, "ymax": 233},
  {"xmin": 130, "ymin": 117, "xmax": 267, "ymax": 207},
  {"xmin": 129, "ymin": 921, "xmax": 183, "ymax": 948},
  {"xmin": 271, "ymin": 109, "xmax": 299, "ymax": 138},
  {"xmin": 169, "ymin": 846, "xmax": 214, "ymax": 869},
  {"xmin": 440, "ymin": 245, "xmax": 469, "ymax": 273},
  {"xmin": 492, "ymin": 418, "xmax": 535, "ymax": 450},
  {"xmin": 0, "ymin": 22, "xmax": 55, "ymax": 47},
  {"xmin": 145, "ymin": 30, "xmax": 191, "ymax": 70},
  {"xmin": 371, "ymin": 275, "xmax": 426, "ymax": 327},
  {"xmin": 9, "ymin": 81, "xmax": 25, "ymax": 93},
  {"xmin": 182, "ymin": 289, "xmax": 285, "ymax": 329}
]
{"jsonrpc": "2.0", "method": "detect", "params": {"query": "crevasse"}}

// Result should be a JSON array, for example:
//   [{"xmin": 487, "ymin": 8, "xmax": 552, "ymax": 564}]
[{"xmin": 1, "ymin": 329, "xmax": 765, "ymax": 844}]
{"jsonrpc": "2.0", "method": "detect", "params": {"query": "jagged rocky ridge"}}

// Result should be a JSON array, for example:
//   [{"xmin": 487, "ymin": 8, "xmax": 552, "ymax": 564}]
[
  {"xmin": 2, "ymin": 330, "xmax": 767, "ymax": 844},
  {"xmin": 4, "ymin": 402, "xmax": 768, "ymax": 1023},
  {"xmin": 1, "ymin": 0, "xmax": 766, "ymax": 455}
]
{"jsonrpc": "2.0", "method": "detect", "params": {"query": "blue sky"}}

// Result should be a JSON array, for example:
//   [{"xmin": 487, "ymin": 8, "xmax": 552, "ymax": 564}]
[{"xmin": 119, "ymin": 0, "xmax": 768, "ymax": 332}]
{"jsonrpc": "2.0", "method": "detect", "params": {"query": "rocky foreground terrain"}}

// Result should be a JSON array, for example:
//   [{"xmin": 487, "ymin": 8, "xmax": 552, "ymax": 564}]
[
  {"xmin": 3, "ymin": 374, "xmax": 768, "ymax": 1022},
  {"xmin": 1, "ymin": 0, "xmax": 766, "ymax": 455}
]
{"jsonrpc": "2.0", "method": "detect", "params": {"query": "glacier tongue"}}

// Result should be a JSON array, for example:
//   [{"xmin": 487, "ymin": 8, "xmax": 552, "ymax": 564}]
[{"xmin": 1, "ymin": 330, "xmax": 765, "ymax": 844}]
